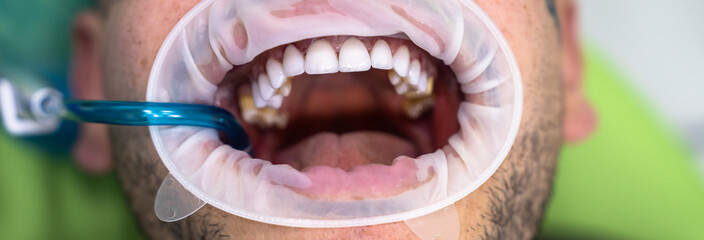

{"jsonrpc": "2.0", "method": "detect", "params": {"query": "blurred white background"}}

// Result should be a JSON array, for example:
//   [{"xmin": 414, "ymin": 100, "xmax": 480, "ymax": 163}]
[{"xmin": 580, "ymin": 0, "xmax": 704, "ymax": 166}]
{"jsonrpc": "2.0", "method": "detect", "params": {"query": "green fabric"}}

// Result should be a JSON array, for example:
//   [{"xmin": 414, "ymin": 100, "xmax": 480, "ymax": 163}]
[
  {"xmin": 539, "ymin": 48, "xmax": 704, "ymax": 239},
  {"xmin": 0, "ymin": 137, "xmax": 143, "ymax": 239},
  {"xmin": 0, "ymin": 0, "xmax": 89, "ymax": 74},
  {"xmin": 0, "ymin": 0, "xmax": 143, "ymax": 239}
]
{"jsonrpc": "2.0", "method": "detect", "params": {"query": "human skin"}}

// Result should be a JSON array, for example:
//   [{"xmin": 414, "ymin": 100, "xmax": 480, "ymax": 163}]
[{"xmin": 70, "ymin": 0, "xmax": 595, "ymax": 239}]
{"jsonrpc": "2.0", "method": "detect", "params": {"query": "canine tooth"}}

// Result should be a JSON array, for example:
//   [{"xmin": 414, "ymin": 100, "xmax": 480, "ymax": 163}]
[
  {"xmin": 418, "ymin": 71, "xmax": 428, "ymax": 93},
  {"xmin": 393, "ymin": 45, "xmax": 410, "ymax": 77},
  {"xmin": 251, "ymin": 81, "xmax": 267, "ymax": 108},
  {"xmin": 407, "ymin": 60, "xmax": 422, "ymax": 86},
  {"xmin": 283, "ymin": 45, "xmax": 305, "ymax": 76},
  {"xmin": 371, "ymin": 40, "xmax": 393, "ymax": 70},
  {"xmin": 417, "ymin": 71, "xmax": 429, "ymax": 93},
  {"xmin": 305, "ymin": 39, "xmax": 338, "ymax": 74},
  {"xmin": 339, "ymin": 37, "xmax": 372, "ymax": 72},
  {"xmin": 266, "ymin": 59, "xmax": 287, "ymax": 88},
  {"xmin": 258, "ymin": 74, "xmax": 276, "ymax": 99}
]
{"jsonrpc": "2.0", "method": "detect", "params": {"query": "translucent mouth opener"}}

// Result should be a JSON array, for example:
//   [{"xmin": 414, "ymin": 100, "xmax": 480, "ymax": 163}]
[{"xmin": 0, "ymin": 77, "xmax": 251, "ymax": 151}]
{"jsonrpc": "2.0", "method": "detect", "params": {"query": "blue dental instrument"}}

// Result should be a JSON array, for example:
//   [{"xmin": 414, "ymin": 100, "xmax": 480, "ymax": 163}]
[
  {"xmin": 62, "ymin": 101, "xmax": 251, "ymax": 151},
  {"xmin": 0, "ymin": 78, "xmax": 250, "ymax": 151}
]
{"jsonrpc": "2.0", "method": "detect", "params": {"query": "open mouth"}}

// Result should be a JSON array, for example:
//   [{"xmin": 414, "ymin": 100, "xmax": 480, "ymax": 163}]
[
  {"xmin": 215, "ymin": 36, "xmax": 462, "ymax": 199},
  {"xmin": 148, "ymin": 0, "xmax": 521, "ymax": 226}
]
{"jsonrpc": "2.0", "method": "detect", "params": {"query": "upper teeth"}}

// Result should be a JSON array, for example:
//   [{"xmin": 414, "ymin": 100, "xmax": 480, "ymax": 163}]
[
  {"xmin": 283, "ymin": 45, "xmax": 305, "ymax": 76},
  {"xmin": 305, "ymin": 39, "xmax": 339, "ymax": 74},
  {"xmin": 266, "ymin": 59, "xmax": 287, "ymax": 89},
  {"xmin": 244, "ymin": 37, "xmax": 437, "ymax": 128},
  {"xmin": 370, "ymin": 40, "xmax": 394, "ymax": 70},
  {"xmin": 392, "ymin": 45, "xmax": 410, "ymax": 77},
  {"xmin": 339, "ymin": 38, "xmax": 372, "ymax": 72}
]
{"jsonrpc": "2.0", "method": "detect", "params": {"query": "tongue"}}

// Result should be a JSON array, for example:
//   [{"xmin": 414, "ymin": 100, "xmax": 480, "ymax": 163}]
[
  {"xmin": 274, "ymin": 131, "xmax": 417, "ymax": 171},
  {"xmin": 274, "ymin": 131, "xmax": 430, "ymax": 200}
]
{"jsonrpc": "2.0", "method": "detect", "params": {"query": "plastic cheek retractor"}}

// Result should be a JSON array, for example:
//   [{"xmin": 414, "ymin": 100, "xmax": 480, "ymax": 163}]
[{"xmin": 147, "ymin": 0, "xmax": 522, "ymax": 234}]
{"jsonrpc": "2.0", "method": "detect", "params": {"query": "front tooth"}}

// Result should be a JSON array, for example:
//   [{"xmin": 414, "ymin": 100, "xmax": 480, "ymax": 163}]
[
  {"xmin": 283, "ymin": 45, "xmax": 305, "ymax": 76},
  {"xmin": 251, "ymin": 81, "xmax": 267, "ymax": 108},
  {"xmin": 305, "ymin": 39, "xmax": 338, "ymax": 74},
  {"xmin": 371, "ymin": 40, "xmax": 394, "ymax": 70},
  {"xmin": 258, "ymin": 74, "xmax": 276, "ymax": 99},
  {"xmin": 266, "ymin": 59, "xmax": 287, "ymax": 88},
  {"xmin": 407, "ymin": 60, "xmax": 422, "ymax": 86},
  {"xmin": 338, "ymin": 37, "xmax": 371, "ymax": 72},
  {"xmin": 393, "ymin": 45, "xmax": 410, "ymax": 77}
]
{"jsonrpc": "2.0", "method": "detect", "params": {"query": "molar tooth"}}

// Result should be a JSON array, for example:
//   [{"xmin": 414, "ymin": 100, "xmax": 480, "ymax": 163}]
[
  {"xmin": 283, "ymin": 45, "xmax": 305, "ymax": 76},
  {"xmin": 251, "ymin": 81, "xmax": 266, "ymax": 108},
  {"xmin": 403, "ymin": 97, "xmax": 435, "ymax": 119},
  {"xmin": 305, "ymin": 39, "xmax": 338, "ymax": 74},
  {"xmin": 239, "ymin": 94, "xmax": 288, "ymax": 129},
  {"xmin": 425, "ymin": 76, "xmax": 434, "ymax": 95},
  {"xmin": 258, "ymin": 74, "xmax": 276, "ymax": 99},
  {"xmin": 404, "ymin": 102, "xmax": 424, "ymax": 119},
  {"xmin": 266, "ymin": 59, "xmax": 287, "ymax": 88},
  {"xmin": 338, "ymin": 37, "xmax": 372, "ymax": 72},
  {"xmin": 371, "ymin": 40, "xmax": 393, "ymax": 70},
  {"xmin": 239, "ymin": 95, "xmax": 259, "ymax": 122},
  {"xmin": 407, "ymin": 60, "xmax": 422, "ymax": 86},
  {"xmin": 393, "ymin": 45, "xmax": 410, "ymax": 77},
  {"xmin": 239, "ymin": 95, "xmax": 262, "ymax": 124},
  {"xmin": 272, "ymin": 114, "xmax": 289, "ymax": 129},
  {"xmin": 403, "ymin": 70, "xmax": 435, "ymax": 109},
  {"xmin": 404, "ymin": 76, "xmax": 435, "ymax": 99}
]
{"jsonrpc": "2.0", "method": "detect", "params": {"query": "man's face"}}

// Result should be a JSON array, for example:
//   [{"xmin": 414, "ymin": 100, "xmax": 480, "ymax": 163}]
[{"xmin": 73, "ymin": 0, "xmax": 591, "ymax": 238}]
